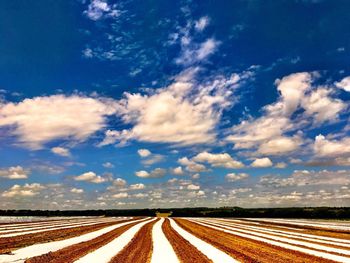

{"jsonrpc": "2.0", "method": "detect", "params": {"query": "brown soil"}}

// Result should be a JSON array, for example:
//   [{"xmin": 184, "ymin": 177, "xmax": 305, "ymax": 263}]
[
  {"xmin": 175, "ymin": 218, "xmax": 339, "ymax": 263},
  {"xmin": 163, "ymin": 219, "xmax": 212, "ymax": 263},
  {"xmin": 109, "ymin": 218, "xmax": 159, "ymax": 263},
  {"xmin": 25, "ymin": 219, "xmax": 147, "ymax": 263},
  {"xmin": 0, "ymin": 218, "xmax": 137, "ymax": 254}
]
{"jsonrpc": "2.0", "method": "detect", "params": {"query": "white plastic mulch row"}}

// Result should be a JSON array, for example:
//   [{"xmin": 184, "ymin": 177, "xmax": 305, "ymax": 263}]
[
  {"xmin": 0, "ymin": 217, "xmax": 124, "ymax": 232},
  {"xmin": 209, "ymin": 218, "xmax": 350, "ymax": 247},
  {"xmin": 194, "ymin": 218, "xmax": 350, "ymax": 256},
  {"xmin": 243, "ymin": 218, "xmax": 350, "ymax": 231},
  {"xmin": 190, "ymin": 219, "xmax": 350, "ymax": 263},
  {"xmin": 0, "ymin": 217, "xmax": 148, "ymax": 263},
  {"xmin": 0, "ymin": 219, "xmax": 118, "ymax": 235},
  {"xmin": 0, "ymin": 217, "xmax": 98, "ymax": 230},
  {"xmin": 247, "ymin": 218, "xmax": 350, "ymax": 227},
  {"xmin": 151, "ymin": 218, "xmax": 179, "ymax": 263},
  {"xmin": 0, "ymin": 219, "xmax": 122, "ymax": 238},
  {"xmin": 169, "ymin": 219, "xmax": 238, "ymax": 263},
  {"xmin": 74, "ymin": 218, "xmax": 157, "ymax": 263}
]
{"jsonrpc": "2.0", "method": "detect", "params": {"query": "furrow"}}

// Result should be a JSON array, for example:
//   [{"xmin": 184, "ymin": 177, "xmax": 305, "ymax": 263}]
[
  {"xmin": 202, "ymin": 218, "xmax": 350, "ymax": 248},
  {"xmin": 186, "ymin": 219, "xmax": 348, "ymax": 263},
  {"xmin": 0, "ymin": 218, "xmax": 137, "ymax": 254},
  {"xmin": 169, "ymin": 219, "xmax": 238, "ymax": 263},
  {"xmin": 23, "ymin": 218, "xmax": 150, "ymax": 263},
  {"xmin": 73, "ymin": 218, "xmax": 157, "ymax": 263},
  {"xmin": 0, "ymin": 218, "xmax": 144, "ymax": 263}
]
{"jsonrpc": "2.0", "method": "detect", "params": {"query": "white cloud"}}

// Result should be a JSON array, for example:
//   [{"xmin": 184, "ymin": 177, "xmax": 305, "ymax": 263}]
[
  {"xmin": 141, "ymin": 154, "xmax": 164, "ymax": 166},
  {"xmin": 103, "ymin": 162, "xmax": 114, "ymax": 168},
  {"xmin": 187, "ymin": 184, "xmax": 200, "ymax": 190},
  {"xmin": 260, "ymin": 170, "xmax": 350, "ymax": 187},
  {"xmin": 257, "ymin": 136, "xmax": 302, "ymax": 155},
  {"xmin": 178, "ymin": 157, "xmax": 207, "ymax": 172},
  {"xmin": 113, "ymin": 178, "xmax": 127, "ymax": 187},
  {"xmin": 0, "ymin": 95, "xmax": 117, "ymax": 149},
  {"xmin": 196, "ymin": 38, "xmax": 218, "ymax": 60},
  {"xmin": 227, "ymin": 72, "xmax": 346, "ymax": 156},
  {"xmin": 171, "ymin": 166, "xmax": 184, "ymax": 175},
  {"xmin": 129, "ymin": 183, "xmax": 145, "ymax": 190},
  {"xmin": 135, "ymin": 170, "xmax": 149, "ymax": 178},
  {"xmin": 84, "ymin": 0, "xmax": 120, "ymax": 21},
  {"xmin": 176, "ymin": 38, "xmax": 219, "ymax": 65},
  {"xmin": 335, "ymin": 76, "xmax": 350, "ymax": 92},
  {"xmin": 113, "ymin": 192, "xmax": 128, "ymax": 199},
  {"xmin": 192, "ymin": 151, "xmax": 244, "ymax": 168},
  {"xmin": 101, "ymin": 69, "xmax": 239, "ymax": 147},
  {"xmin": 2, "ymin": 183, "xmax": 44, "ymax": 197},
  {"xmin": 225, "ymin": 173, "xmax": 249, "ymax": 182},
  {"xmin": 74, "ymin": 171, "xmax": 107, "ymax": 183},
  {"xmin": 51, "ymin": 147, "xmax": 71, "ymax": 157},
  {"xmin": 138, "ymin": 149, "xmax": 151, "ymax": 157},
  {"xmin": 194, "ymin": 16, "xmax": 210, "ymax": 31},
  {"xmin": 227, "ymin": 73, "xmax": 311, "ymax": 153},
  {"xmin": 301, "ymin": 88, "xmax": 346, "ymax": 123},
  {"xmin": 0, "ymin": 166, "xmax": 29, "ymax": 179},
  {"xmin": 71, "ymin": 188, "xmax": 84, "ymax": 194},
  {"xmin": 135, "ymin": 168, "xmax": 166, "ymax": 178},
  {"xmin": 314, "ymin": 135, "xmax": 350, "ymax": 157},
  {"xmin": 251, "ymin": 157, "xmax": 273, "ymax": 167}
]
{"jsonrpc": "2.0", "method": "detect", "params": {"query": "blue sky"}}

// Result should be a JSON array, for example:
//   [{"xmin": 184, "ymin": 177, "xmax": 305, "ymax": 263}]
[{"xmin": 0, "ymin": 0, "xmax": 349, "ymax": 209}]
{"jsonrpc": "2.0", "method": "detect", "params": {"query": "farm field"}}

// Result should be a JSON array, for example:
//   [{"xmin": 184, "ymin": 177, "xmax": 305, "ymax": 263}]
[{"xmin": 0, "ymin": 217, "xmax": 349, "ymax": 263}]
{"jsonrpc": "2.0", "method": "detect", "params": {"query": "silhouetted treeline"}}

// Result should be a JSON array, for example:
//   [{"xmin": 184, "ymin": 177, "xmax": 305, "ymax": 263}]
[
  {"xmin": 0, "ymin": 207, "xmax": 350, "ymax": 219},
  {"xmin": 170, "ymin": 207, "xmax": 350, "ymax": 219}
]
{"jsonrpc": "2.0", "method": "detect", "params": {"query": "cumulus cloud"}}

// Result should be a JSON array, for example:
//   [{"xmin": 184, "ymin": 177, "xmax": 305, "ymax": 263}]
[
  {"xmin": 187, "ymin": 184, "xmax": 200, "ymax": 190},
  {"xmin": 171, "ymin": 166, "xmax": 184, "ymax": 175},
  {"xmin": 227, "ymin": 72, "xmax": 347, "ymax": 156},
  {"xmin": 192, "ymin": 151, "xmax": 244, "ymax": 168},
  {"xmin": 71, "ymin": 188, "xmax": 84, "ymax": 194},
  {"xmin": 2, "ymin": 183, "xmax": 44, "ymax": 197},
  {"xmin": 260, "ymin": 170, "xmax": 350, "ymax": 187},
  {"xmin": 84, "ymin": 0, "xmax": 120, "ymax": 21},
  {"xmin": 51, "ymin": 147, "xmax": 71, "ymax": 157},
  {"xmin": 135, "ymin": 168, "xmax": 166, "ymax": 178},
  {"xmin": 257, "ymin": 135, "xmax": 302, "ymax": 155},
  {"xmin": 74, "ymin": 171, "xmax": 107, "ymax": 183},
  {"xmin": 138, "ymin": 149, "xmax": 151, "ymax": 157},
  {"xmin": 113, "ymin": 192, "xmax": 128, "ymax": 199},
  {"xmin": 0, "ymin": 95, "xmax": 117, "ymax": 149},
  {"xmin": 225, "ymin": 173, "xmax": 249, "ymax": 182},
  {"xmin": 178, "ymin": 157, "xmax": 207, "ymax": 172},
  {"xmin": 113, "ymin": 178, "xmax": 127, "ymax": 187},
  {"xmin": 314, "ymin": 135, "xmax": 350, "ymax": 157},
  {"xmin": 0, "ymin": 166, "xmax": 29, "ymax": 179},
  {"xmin": 227, "ymin": 73, "xmax": 311, "ymax": 153},
  {"xmin": 335, "ymin": 76, "xmax": 350, "ymax": 92},
  {"xmin": 129, "ymin": 183, "xmax": 145, "ymax": 190},
  {"xmin": 100, "ymin": 68, "xmax": 240, "ymax": 147},
  {"xmin": 301, "ymin": 88, "xmax": 346, "ymax": 123},
  {"xmin": 251, "ymin": 157, "xmax": 273, "ymax": 167}
]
